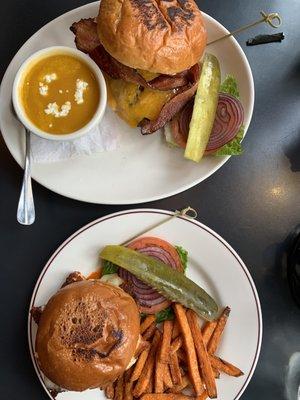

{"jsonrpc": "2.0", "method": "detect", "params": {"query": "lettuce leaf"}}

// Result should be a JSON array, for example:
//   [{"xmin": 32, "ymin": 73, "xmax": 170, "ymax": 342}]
[
  {"xmin": 214, "ymin": 126, "xmax": 244, "ymax": 156},
  {"xmin": 141, "ymin": 307, "xmax": 175, "ymax": 323},
  {"xmin": 175, "ymin": 246, "xmax": 188, "ymax": 273},
  {"xmin": 102, "ymin": 260, "xmax": 118, "ymax": 275},
  {"xmin": 156, "ymin": 307, "xmax": 174, "ymax": 323},
  {"xmin": 220, "ymin": 75, "xmax": 240, "ymax": 98},
  {"xmin": 212, "ymin": 75, "xmax": 244, "ymax": 156}
]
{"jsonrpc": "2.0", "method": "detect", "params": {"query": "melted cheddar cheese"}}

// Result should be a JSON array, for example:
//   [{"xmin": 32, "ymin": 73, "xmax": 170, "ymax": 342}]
[{"xmin": 105, "ymin": 75, "xmax": 171, "ymax": 127}]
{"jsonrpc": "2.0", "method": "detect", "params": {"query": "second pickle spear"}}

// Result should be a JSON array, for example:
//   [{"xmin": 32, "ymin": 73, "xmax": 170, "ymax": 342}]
[
  {"xmin": 184, "ymin": 53, "xmax": 221, "ymax": 162},
  {"xmin": 100, "ymin": 245, "xmax": 218, "ymax": 321}
]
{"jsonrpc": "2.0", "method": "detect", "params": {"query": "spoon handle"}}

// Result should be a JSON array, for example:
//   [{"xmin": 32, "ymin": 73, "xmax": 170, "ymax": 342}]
[{"xmin": 17, "ymin": 129, "xmax": 35, "ymax": 225}]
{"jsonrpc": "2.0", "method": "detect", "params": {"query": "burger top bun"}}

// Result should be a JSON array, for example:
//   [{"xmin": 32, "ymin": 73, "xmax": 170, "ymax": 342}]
[
  {"xmin": 97, "ymin": 0, "xmax": 207, "ymax": 75},
  {"xmin": 35, "ymin": 280, "xmax": 140, "ymax": 391}
]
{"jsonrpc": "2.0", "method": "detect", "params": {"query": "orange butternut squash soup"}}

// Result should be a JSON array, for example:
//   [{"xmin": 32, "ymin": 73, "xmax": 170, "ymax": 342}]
[{"xmin": 19, "ymin": 54, "xmax": 100, "ymax": 134}]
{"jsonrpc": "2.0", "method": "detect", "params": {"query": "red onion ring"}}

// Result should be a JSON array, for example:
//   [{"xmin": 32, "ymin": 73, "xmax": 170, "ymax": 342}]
[
  {"xmin": 118, "ymin": 238, "xmax": 182, "ymax": 314},
  {"xmin": 206, "ymin": 93, "xmax": 244, "ymax": 151},
  {"xmin": 170, "ymin": 93, "xmax": 244, "ymax": 152}
]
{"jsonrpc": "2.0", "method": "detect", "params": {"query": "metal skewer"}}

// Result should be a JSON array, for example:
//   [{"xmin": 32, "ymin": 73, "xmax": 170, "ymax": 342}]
[{"xmin": 208, "ymin": 11, "xmax": 282, "ymax": 46}]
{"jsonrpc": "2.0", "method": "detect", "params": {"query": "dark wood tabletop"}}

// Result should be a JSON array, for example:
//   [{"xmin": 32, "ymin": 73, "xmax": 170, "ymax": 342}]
[{"xmin": 1, "ymin": 1, "xmax": 300, "ymax": 399}]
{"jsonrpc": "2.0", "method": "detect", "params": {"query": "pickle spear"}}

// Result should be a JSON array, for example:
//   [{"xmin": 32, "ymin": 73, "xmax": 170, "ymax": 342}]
[
  {"xmin": 184, "ymin": 53, "xmax": 221, "ymax": 162},
  {"xmin": 100, "ymin": 245, "xmax": 218, "ymax": 321}
]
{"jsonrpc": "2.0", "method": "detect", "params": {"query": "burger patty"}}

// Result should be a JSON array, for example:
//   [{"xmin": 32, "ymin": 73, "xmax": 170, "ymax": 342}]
[{"xmin": 70, "ymin": 18, "xmax": 196, "ymax": 91}]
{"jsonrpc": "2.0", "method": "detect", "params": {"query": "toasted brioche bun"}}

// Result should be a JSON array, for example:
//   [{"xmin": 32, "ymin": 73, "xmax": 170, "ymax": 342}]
[
  {"xmin": 97, "ymin": 0, "xmax": 207, "ymax": 75},
  {"xmin": 35, "ymin": 280, "xmax": 140, "ymax": 391}
]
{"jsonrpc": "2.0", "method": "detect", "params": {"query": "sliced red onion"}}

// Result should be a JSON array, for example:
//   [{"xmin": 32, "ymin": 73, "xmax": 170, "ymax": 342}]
[
  {"xmin": 207, "ymin": 93, "xmax": 244, "ymax": 151},
  {"xmin": 118, "ymin": 244, "xmax": 181, "ymax": 313},
  {"xmin": 170, "ymin": 93, "xmax": 244, "ymax": 152}
]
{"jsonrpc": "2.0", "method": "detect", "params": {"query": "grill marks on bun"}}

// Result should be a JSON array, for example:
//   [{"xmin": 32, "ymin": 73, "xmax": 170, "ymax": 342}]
[
  {"xmin": 97, "ymin": 0, "xmax": 207, "ymax": 74},
  {"xmin": 130, "ymin": 0, "xmax": 168, "ymax": 31},
  {"xmin": 35, "ymin": 280, "xmax": 140, "ymax": 391},
  {"xmin": 161, "ymin": 0, "xmax": 196, "ymax": 28},
  {"xmin": 129, "ymin": 0, "xmax": 196, "ymax": 32}
]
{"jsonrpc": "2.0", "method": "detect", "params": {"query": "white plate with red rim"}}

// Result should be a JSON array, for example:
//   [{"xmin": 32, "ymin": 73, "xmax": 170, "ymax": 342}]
[
  {"xmin": 28, "ymin": 208, "xmax": 262, "ymax": 400},
  {"xmin": 0, "ymin": 1, "xmax": 254, "ymax": 205}
]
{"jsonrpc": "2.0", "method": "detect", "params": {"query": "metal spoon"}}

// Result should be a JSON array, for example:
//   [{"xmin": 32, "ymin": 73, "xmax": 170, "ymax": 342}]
[{"xmin": 17, "ymin": 128, "xmax": 35, "ymax": 225}]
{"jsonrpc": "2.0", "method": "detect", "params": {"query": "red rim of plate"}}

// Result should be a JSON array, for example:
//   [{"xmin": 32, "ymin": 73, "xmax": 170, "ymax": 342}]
[{"xmin": 28, "ymin": 208, "xmax": 262, "ymax": 400}]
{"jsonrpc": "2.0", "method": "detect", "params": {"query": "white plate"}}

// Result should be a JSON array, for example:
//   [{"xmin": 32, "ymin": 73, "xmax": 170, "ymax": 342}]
[
  {"xmin": 0, "ymin": 2, "xmax": 254, "ymax": 205},
  {"xmin": 28, "ymin": 208, "xmax": 262, "ymax": 400}
]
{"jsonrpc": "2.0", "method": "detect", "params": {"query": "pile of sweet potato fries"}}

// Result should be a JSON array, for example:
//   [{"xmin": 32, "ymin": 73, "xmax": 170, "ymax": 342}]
[{"xmin": 102, "ymin": 304, "xmax": 243, "ymax": 400}]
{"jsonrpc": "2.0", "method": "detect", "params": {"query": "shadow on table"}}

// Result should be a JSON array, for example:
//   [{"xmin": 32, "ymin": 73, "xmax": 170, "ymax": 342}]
[
  {"xmin": 284, "ymin": 132, "xmax": 300, "ymax": 173},
  {"xmin": 285, "ymin": 352, "xmax": 300, "ymax": 400},
  {"xmin": 260, "ymin": 230, "xmax": 300, "ymax": 399},
  {"xmin": 0, "ymin": 134, "xmax": 21, "ymax": 180}
]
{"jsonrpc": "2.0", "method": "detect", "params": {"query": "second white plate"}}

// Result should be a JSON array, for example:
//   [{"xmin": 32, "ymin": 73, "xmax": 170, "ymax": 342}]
[{"xmin": 28, "ymin": 208, "xmax": 262, "ymax": 400}]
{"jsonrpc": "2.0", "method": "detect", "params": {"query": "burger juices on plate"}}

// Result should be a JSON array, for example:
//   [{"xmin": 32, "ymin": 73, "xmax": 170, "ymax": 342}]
[{"xmin": 71, "ymin": 0, "xmax": 245, "ymax": 163}]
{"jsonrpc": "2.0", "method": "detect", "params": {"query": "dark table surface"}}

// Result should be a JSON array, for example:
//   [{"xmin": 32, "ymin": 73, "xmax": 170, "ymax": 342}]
[{"xmin": 1, "ymin": 0, "xmax": 300, "ymax": 399}]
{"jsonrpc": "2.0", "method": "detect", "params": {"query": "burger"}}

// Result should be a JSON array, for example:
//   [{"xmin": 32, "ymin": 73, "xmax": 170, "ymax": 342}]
[
  {"xmin": 34, "ymin": 279, "xmax": 140, "ymax": 392},
  {"xmin": 70, "ymin": 0, "xmax": 244, "ymax": 161},
  {"xmin": 70, "ymin": 0, "xmax": 206, "ymax": 133}
]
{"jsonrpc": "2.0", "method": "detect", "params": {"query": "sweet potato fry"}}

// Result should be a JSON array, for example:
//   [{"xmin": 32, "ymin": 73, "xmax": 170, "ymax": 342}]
[
  {"xmin": 176, "ymin": 348, "xmax": 186, "ymax": 362},
  {"xmin": 136, "ymin": 337, "xmax": 150, "ymax": 357},
  {"xmin": 141, "ymin": 395, "xmax": 194, "ymax": 400},
  {"xmin": 131, "ymin": 347, "xmax": 151, "ymax": 382},
  {"xmin": 155, "ymin": 343, "xmax": 165, "ymax": 393},
  {"xmin": 209, "ymin": 355, "xmax": 244, "ymax": 377},
  {"xmin": 145, "ymin": 376, "xmax": 154, "ymax": 394},
  {"xmin": 104, "ymin": 382, "xmax": 115, "ymax": 399},
  {"xmin": 163, "ymin": 364, "xmax": 174, "ymax": 389},
  {"xmin": 169, "ymin": 352, "xmax": 182, "ymax": 386},
  {"xmin": 124, "ymin": 383, "xmax": 133, "ymax": 400},
  {"xmin": 172, "ymin": 321, "xmax": 180, "ymax": 339},
  {"xmin": 160, "ymin": 320, "xmax": 174, "ymax": 363},
  {"xmin": 170, "ymin": 336, "xmax": 183, "ymax": 354},
  {"xmin": 168, "ymin": 374, "xmax": 190, "ymax": 393},
  {"xmin": 196, "ymin": 391, "xmax": 208, "ymax": 400},
  {"xmin": 143, "ymin": 322, "xmax": 157, "ymax": 341},
  {"xmin": 141, "ymin": 315, "xmax": 156, "ymax": 334},
  {"xmin": 213, "ymin": 368, "xmax": 220, "ymax": 379},
  {"xmin": 133, "ymin": 330, "xmax": 161, "ymax": 397},
  {"xmin": 173, "ymin": 304, "xmax": 203, "ymax": 396},
  {"xmin": 114, "ymin": 375, "xmax": 124, "ymax": 400},
  {"xmin": 202, "ymin": 321, "xmax": 217, "ymax": 347},
  {"xmin": 186, "ymin": 310, "xmax": 217, "ymax": 399},
  {"xmin": 207, "ymin": 307, "xmax": 230, "ymax": 354}
]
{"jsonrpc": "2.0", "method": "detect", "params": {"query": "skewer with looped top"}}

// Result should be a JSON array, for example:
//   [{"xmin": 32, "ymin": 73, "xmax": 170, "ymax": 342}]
[
  {"xmin": 120, "ymin": 207, "xmax": 198, "ymax": 246},
  {"xmin": 207, "ymin": 11, "xmax": 282, "ymax": 46}
]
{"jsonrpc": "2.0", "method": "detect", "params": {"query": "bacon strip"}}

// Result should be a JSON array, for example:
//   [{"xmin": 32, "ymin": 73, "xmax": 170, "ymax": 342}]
[
  {"xmin": 90, "ymin": 45, "xmax": 197, "ymax": 91},
  {"xmin": 30, "ymin": 306, "xmax": 43, "ymax": 325},
  {"xmin": 70, "ymin": 18, "xmax": 100, "ymax": 54},
  {"xmin": 138, "ymin": 83, "xmax": 198, "ymax": 134},
  {"xmin": 90, "ymin": 45, "xmax": 148, "ymax": 86},
  {"xmin": 148, "ymin": 72, "xmax": 189, "ymax": 91},
  {"xmin": 70, "ymin": 19, "xmax": 198, "ymax": 91}
]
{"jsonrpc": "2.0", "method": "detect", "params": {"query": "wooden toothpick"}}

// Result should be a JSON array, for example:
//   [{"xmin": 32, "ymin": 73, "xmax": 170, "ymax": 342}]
[
  {"xmin": 208, "ymin": 11, "xmax": 282, "ymax": 46},
  {"xmin": 120, "ymin": 207, "xmax": 197, "ymax": 246}
]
